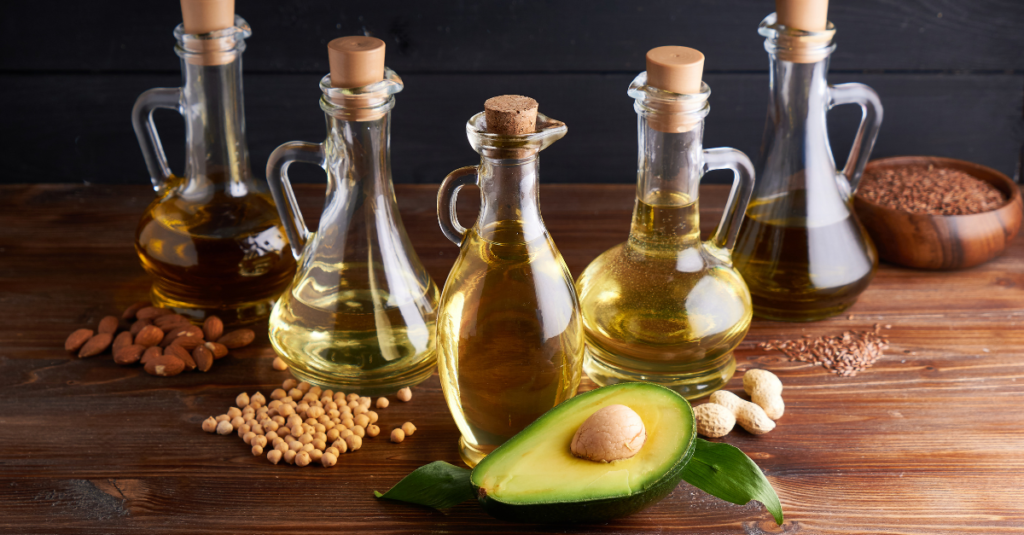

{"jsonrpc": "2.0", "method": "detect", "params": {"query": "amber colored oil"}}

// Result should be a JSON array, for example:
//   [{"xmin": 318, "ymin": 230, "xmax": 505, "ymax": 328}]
[
  {"xmin": 135, "ymin": 177, "xmax": 296, "ymax": 325},
  {"xmin": 576, "ymin": 192, "xmax": 749, "ymax": 399},
  {"xmin": 438, "ymin": 220, "xmax": 583, "ymax": 467},
  {"xmin": 733, "ymin": 191, "xmax": 878, "ymax": 322},
  {"xmin": 268, "ymin": 261, "xmax": 439, "ymax": 394}
]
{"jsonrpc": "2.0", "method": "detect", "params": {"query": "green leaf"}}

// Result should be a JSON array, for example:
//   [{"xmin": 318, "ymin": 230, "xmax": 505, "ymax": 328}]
[
  {"xmin": 374, "ymin": 461, "xmax": 475, "ymax": 511},
  {"xmin": 680, "ymin": 438, "xmax": 784, "ymax": 525}
]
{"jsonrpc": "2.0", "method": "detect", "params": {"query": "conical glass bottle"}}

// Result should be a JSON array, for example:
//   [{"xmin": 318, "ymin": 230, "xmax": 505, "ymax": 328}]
[
  {"xmin": 576, "ymin": 47, "xmax": 755, "ymax": 399},
  {"xmin": 265, "ymin": 37, "xmax": 439, "ymax": 394},
  {"xmin": 733, "ymin": 8, "xmax": 884, "ymax": 322},
  {"xmin": 436, "ymin": 96, "xmax": 583, "ymax": 467},
  {"xmin": 131, "ymin": 7, "xmax": 295, "ymax": 325}
]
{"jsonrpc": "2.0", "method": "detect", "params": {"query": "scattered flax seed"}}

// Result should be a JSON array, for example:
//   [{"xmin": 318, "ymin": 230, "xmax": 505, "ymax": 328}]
[
  {"xmin": 759, "ymin": 324, "xmax": 890, "ymax": 377},
  {"xmin": 858, "ymin": 165, "xmax": 1005, "ymax": 215}
]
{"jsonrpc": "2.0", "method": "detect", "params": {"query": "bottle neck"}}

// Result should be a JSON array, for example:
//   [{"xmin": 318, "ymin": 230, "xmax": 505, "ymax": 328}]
[
  {"xmin": 630, "ymin": 114, "xmax": 704, "ymax": 248},
  {"xmin": 767, "ymin": 53, "xmax": 831, "ymax": 137},
  {"xmin": 475, "ymin": 154, "xmax": 545, "ymax": 243},
  {"xmin": 179, "ymin": 51, "xmax": 254, "ymax": 193},
  {"xmin": 324, "ymin": 111, "xmax": 394, "ymax": 203}
]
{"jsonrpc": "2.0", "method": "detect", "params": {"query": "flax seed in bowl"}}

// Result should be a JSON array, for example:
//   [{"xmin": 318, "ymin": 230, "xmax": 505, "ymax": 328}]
[{"xmin": 853, "ymin": 156, "xmax": 1022, "ymax": 270}]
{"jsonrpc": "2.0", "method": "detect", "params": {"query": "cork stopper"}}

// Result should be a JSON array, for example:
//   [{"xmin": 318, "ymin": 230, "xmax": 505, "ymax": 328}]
[
  {"xmin": 328, "ymin": 37, "xmax": 386, "ymax": 89},
  {"xmin": 180, "ymin": 0, "xmax": 235, "ymax": 35},
  {"xmin": 776, "ymin": 0, "xmax": 829, "ymax": 32},
  {"xmin": 484, "ymin": 95, "xmax": 538, "ymax": 135},
  {"xmin": 646, "ymin": 46, "xmax": 705, "ymax": 95}
]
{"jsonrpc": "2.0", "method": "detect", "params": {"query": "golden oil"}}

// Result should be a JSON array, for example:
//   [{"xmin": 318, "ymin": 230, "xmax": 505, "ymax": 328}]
[
  {"xmin": 135, "ymin": 176, "xmax": 296, "ymax": 325},
  {"xmin": 268, "ymin": 259, "xmax": 439, "ymax": 394},
  {"xmin": 733, "ymin": 190, "xmax": 878, "ymax": 322},
  {"xmin": 576, "ymin": 191, "xmax": 750, "ymax": 399},
  {"xmin": 438, "ymin": 220, "xmax": 583, "ymax": 467}
]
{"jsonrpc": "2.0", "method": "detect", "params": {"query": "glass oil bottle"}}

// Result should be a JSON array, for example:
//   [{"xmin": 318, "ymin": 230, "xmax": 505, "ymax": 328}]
[
  {"xmin": 733, "ymin": 0, "xmax": 884, "ymax": 321},
  {"xmin": 436, "ymin": 96, "xmax": 583, "ymax": 467},
  {"xmin": 131, "ymin": 0, "xmax": 295, "ymax": 325},
  {"xmin": 265, "ymin": 37, "xmax": 439, "ymax": 394},
  {"xmin": 576, "ymin": 47, "xmax": 756, "ymax": 399}
]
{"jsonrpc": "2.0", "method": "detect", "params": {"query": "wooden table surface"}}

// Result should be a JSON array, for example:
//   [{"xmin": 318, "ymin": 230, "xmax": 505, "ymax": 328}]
[{"xmin": 2, "ymin": 183, "xmax": 1023, "ymax": 534}]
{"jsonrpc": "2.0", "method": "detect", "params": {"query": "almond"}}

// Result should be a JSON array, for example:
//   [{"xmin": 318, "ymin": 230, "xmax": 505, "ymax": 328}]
[
  {"xmin": 140, "ymin": 346, "xmax": 163, "ymax": 365},
  {"xmin": 154, "ymin": 314, "xmax": 190, "ymax": 331},
  {"xmin": 112, "ymin": 331, "xmax": 134, "ymax": 353},
  {"xmin": 161, "ymin": 325, "xmax": 204, "ymax": 347},
  {"xmin": 167, "ymin": 344, "xmax": 197, "ymax": 371},
  {"xmin": 113, "ymin": 344, "xmax": 146, "ymax": 365},
  {"xmin": 136, "ymin": 306, "xmax": 172, "ymax": 321},
  {"xmin": 135, "ymin": 325, "xmax": 164, "ymax": 347},
  {"xmin": 217, "ymin": 329, "xmax": 255, "ymax": 349},
  {"xmin": 145, "ymin": 354, "xmax": 185, "ymax": 377},
  {"xmin": 78, "ymin": 333, "xmax": 113, "ymax": 358},
  {"xmin": 130, "ymin": 318, "xmax": 152, "ymax": 336},
  {"xmin": 65, "ymin": 329, "xmax": 94, "ymax": 353},
  {"xmin": 193, "ymin": 344, "xmax": 214, "ymax": 372},
  {"xmin": 97, "ymin": 315, "xmax": 120, "ymax": 335},
  {"xmin": 202, "ymin": 316, "xmax": 224, "ymax": 341},
  {"xmin": 205, "ymin": 341, "xmax": 229, "ymax": 359},
  {"xmin": 170, "ymin": 335, "xmax": 204, "ymax": 351},
  {"xmin": 122, "ymin": 301, "xmax": 151, "ymax": 320}
]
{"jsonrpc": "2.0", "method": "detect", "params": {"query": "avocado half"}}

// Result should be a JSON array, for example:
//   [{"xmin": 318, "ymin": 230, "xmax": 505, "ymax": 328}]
[{"xmin": 470, "ymin": 382, "xmax": 696, "ymax": 524}]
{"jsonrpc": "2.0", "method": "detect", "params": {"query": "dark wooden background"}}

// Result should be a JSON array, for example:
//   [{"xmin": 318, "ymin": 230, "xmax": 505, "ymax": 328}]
[{"xmin": 2, "ymin": 0, "xmax": 1023, "ymax": 186}]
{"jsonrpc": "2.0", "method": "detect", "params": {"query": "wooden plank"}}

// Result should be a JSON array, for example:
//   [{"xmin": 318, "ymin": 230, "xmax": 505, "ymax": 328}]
[
  {"xmin": 3, "ymin": 0, "xmax": 1023, "ymax": 73},
  {"xmin": 2, "ymin": 72, "xmax": 1020, "ymax": 186},
  {"xmin": 2, "ymin": 183, "xmax": 1024, "ymax": 533}
]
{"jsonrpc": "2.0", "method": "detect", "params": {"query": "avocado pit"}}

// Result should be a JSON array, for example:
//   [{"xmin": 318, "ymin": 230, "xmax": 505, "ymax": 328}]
[{"xmin": 570, "ymin": 404, "xmax": 647, "ymax": 462}]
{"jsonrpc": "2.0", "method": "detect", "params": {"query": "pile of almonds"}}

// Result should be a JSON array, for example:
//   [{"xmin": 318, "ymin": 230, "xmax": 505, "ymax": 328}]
[
  {"xmin": 204, "ymin": 379, "xmax": 417, "ymax": 467},
  {"xmin": 64, "ymin": 302, "xmax": 255, "ymax": 377}
]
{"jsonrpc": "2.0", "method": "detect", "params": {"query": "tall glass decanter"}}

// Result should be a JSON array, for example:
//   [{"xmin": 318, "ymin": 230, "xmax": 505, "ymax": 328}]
[
  {"xmin": 576, "ymin": 47, "xmax": 755, "ymax": 399},
  {"xmin": 266, "ymin": 37, "xmax": 440, "ymax": 394},
  {"xmin": 733, "ymin": 1, "xmax": 884, "ymax": 322},
  {"xmin": 436, "ymin": 96, "xmax": 583, "ymax": 467},
  {"xmin": 131, "ymin": 1, "xmax": 295, "ymax": 325}
]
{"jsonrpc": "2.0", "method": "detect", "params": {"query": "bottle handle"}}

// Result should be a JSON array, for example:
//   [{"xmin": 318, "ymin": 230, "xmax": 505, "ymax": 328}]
[
  {"xmin": 437, "ymin": 166, "xmax": 480, "ymax": 245},
  {"xmin": 131, "ymin": 87, "xmax": 184, "ymax": 190},
  {"xmin": 265, "ymin": 141, "xmax": 327, "ymax": 260},
  {"xmin": 829, "ymin": 83, "xmax": 884, "ymax": 193},
  {"xmin": 703, "ymin": 147, "xmax": 756, "ymax": 255}
]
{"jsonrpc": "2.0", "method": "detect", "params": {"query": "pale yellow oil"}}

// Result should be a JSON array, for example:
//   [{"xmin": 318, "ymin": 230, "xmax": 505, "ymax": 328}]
[
  {"xmin": 437, "ymin": 220, "xmax": 583, "ymax": 467},
  {"xmin": 576, "ymin": 191, "xmax": 751, "ymax": 399},
  {"xmin": 269, "ymin": 260, "xmax": 440, "ymax": 395}
]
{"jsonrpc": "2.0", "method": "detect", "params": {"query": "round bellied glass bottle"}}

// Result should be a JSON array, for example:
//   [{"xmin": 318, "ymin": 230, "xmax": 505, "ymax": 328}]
[
  {"xmin": 576, "ymin": 47, "xmax": 755, "ymax": 399},
  {"xmin": 131, "ymin": 0, "xmax": 295, "ymax": 325}
]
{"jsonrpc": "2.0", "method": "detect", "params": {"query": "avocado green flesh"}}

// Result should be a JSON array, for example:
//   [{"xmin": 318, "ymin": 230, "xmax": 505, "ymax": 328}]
[{"xmin": 471, "ymin": 382, "xmax": 695, "ymax": 518}]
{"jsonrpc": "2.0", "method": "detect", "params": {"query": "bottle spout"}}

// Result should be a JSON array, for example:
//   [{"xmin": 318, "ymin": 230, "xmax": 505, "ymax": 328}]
[
  {"xmin": 638, "ymin": 46, "xmax": 709, "ymax": 133},
  {"xmin": 174, "ymin": 0, "xmax": 249, "ymax": 67},
  {"xmin": 467, "ymin": 96, "xmax": 566, "ymax": 159},
  {"xmin": 320, "ymin": 37, "xmax": 403, "ymax": 122}
]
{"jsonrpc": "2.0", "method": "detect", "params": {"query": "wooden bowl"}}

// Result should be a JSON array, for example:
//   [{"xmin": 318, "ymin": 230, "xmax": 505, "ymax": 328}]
[{"xmin": 853, "ymin": 156, "xmax": 1022, "ymax": 270}]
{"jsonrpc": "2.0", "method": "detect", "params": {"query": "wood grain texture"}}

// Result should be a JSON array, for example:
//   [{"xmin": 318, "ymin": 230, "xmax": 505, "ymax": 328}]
[
  {"xmin": 2, "ymin": 72, "xmax": 1021, "ymax": 185},
  {"xmin": 856, "ymin": 156, "xmax": 1024, "ymax": 269},
  {"xmin": 2, "ymin": 184, "xmax": 1024, "ymax": 534},
  {"xmin": 3, "ymin": 0, "xmax": 1023, "ymax": 72}
]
